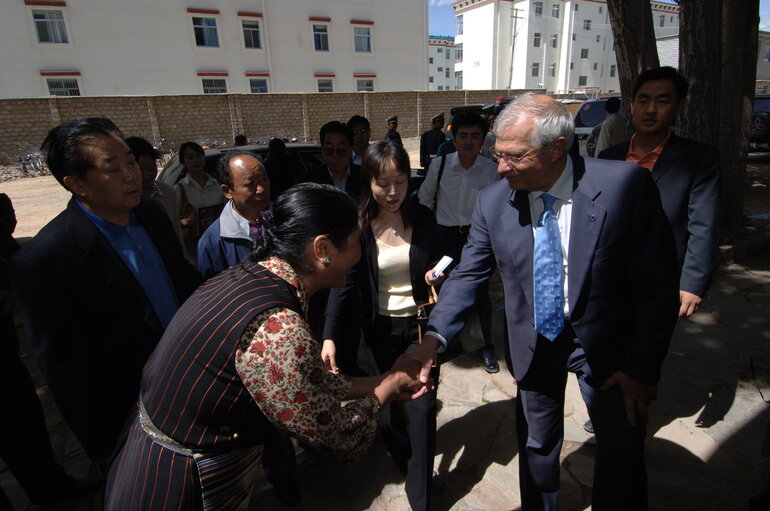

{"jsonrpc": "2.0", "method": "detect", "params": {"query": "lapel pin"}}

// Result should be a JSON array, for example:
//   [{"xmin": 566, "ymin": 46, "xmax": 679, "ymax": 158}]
[{"xmin": 588, "ymin": 215, "xmax": 596, "ymax": 222}]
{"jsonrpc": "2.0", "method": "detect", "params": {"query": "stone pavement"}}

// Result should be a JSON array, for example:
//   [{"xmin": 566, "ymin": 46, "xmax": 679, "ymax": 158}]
[{"xmin": 3, "ymin": 160, "xmax": 770, "ymax": 510}]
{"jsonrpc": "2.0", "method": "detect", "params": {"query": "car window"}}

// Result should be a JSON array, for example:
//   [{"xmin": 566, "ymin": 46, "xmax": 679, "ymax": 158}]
[
  {"xmin": 754, "ymin": 99, "xmax": 770, "ymax": 113},
  {"xmin": 295, "ymin": 150, "xmax": 323, "ymax": 171},
  {"xmin": 574, "ymin": 101, "xmax": 607, "ymax": 128}
]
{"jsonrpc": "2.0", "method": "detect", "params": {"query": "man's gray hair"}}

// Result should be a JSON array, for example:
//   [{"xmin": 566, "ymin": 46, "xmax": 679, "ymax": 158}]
[{"xmin": 494, "ymin": 93, "xmax": 574, "ymax": 150}]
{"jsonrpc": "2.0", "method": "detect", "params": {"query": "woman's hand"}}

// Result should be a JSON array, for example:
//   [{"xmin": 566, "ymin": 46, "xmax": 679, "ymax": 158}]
[
  {"xmin": 180, "ymin": 214, "xmax": 197, "ymax": 227},
  {"xmin": 321, "ymin": 339, "xmax": 339, "ymax": 374},
  {"xmin": 424, "ymin": 269, "xmax": 445, "ymax": 287}
]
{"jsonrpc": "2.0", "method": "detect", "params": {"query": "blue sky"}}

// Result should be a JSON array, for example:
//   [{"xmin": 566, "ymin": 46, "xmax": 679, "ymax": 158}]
[{"xmin": 429, "ymin": 0, "xmax": 770, "ymax": 37}]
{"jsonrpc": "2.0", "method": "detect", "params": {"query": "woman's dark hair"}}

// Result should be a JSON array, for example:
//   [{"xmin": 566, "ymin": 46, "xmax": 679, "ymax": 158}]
[
  {"xmin": 358, "ymin": 141, "xmax": 413, "ymax": 233},
  {"xmin": 41, "ymin": 117, "xmax": 123, "ymax": 187},
  {"xmin": 250, "ymin": 183, "xmax": 359, "ymax": 274},
  {"xmin": 266, "ymin": 138, "xmax": 288, "ymax": 160},
  {"xmin": 178, "ymin": 141, "xmax": 205, "ymax": 167}
]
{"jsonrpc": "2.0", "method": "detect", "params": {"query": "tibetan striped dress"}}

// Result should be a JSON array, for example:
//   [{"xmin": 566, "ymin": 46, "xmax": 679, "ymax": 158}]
[{"xmin": 105, "ymin": 257, "xmax": 379, "ymax": 510}]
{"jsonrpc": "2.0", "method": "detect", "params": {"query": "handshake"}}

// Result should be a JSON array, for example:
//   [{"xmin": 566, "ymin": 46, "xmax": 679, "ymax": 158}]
[{"xmin": 381, "ymin": 354, "xmax": 436, "ymax": 403}]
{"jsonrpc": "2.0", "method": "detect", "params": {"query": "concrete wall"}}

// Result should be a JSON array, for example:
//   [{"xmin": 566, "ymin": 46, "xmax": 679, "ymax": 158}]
[{"xmin": 0, "ymin": 89, "xmax": 533, "ymax": 164}]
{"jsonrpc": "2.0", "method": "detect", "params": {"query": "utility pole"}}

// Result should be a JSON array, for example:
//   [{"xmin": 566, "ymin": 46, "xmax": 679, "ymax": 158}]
[{"xmin": 507, "ymin": 7, "xmax": 524, "ymax": 94}]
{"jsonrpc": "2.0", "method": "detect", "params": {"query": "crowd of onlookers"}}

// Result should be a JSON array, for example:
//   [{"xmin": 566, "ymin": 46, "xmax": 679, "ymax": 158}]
[{"xmin": 0, "ymin": 66, "xmax": 729, "ymax": 511}]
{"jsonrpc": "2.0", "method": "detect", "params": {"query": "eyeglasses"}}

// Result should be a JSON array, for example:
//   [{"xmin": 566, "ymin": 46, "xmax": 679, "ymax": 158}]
[
  {"xmin": 351, "ymin": 129, "xmax": 370, "ymax": 135},
  {"xmin": 323, "ymin": 147, "xmax": 350, "ymax": 157},
  {"xmin": 492, "ymin": 145, "xmax": 544, "ymax": 167}
]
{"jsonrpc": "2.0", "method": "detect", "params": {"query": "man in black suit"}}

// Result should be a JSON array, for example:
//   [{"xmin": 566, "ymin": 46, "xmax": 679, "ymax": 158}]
[
  {"xmin": 298, "ymin": 121, "xmax": 361, "ymax": 199},
  {"xmin": 298, "ymin": 121, "xmax": 362, "ymax": 373},
  {"xmin": 411, "ymin": 94, "xmax": 679, "ymax": 510},
  {"xmin": 598, "ymin": 66, "xmax": 720, "ymax": 319},
  {"xmin": 419, "ymin": 112, "xmax": 445, "ymax": 171},
  {"xmin": 10, "ymin": 118, "xmax": 200, "ymax": 463}
]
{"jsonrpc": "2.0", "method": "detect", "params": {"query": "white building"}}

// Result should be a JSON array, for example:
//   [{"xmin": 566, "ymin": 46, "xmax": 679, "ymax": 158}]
[
  {"xmin": 0, "ymin": 0, "xmax": 428, "ymax": 98},
  {"xmin": 427, "ymin": 35, "xmax": 461, "ymax": 91},
  {"xmin": 453, "ymin": 0, "xmax": 679, "ymax": 94}
]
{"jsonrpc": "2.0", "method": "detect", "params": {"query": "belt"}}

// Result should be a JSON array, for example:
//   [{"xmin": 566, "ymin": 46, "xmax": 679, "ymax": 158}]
[
  {"xmin": 138, "ymin": 399, "xmax": 202, "ymax": 459},
  {"xmin": 439, "ymin": 224, "xmax": 471, "ymax": 234}
]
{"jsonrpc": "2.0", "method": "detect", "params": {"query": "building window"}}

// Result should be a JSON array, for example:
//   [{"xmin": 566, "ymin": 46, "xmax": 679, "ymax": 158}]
[
  {"xmin": 202, "ymin": 78, "xmax": 227, "ymax": 93},
  {"xmin": 548, "ymin": 63, "xmax": 556, "ymax": 77},
  {"xmin": 599, "ymin": 6, "xmax": 603, "ymax": 14},
  {"xmin": 445, "ymin": 69, "xmax": 450, "ymax": 78},
  {"xmin": 46, "ymin": 78, "xmax": 79, "ymax": 96},
  {"xmin": 581, "ymin": 48, "xmax": 589, "ymax": 58},
  {"xmin": 437, "ymin": 48, "xmax": 443, "ymax": 53},
  {"xmin": 533, "ymin": 33, "xmax": 541, "ymax": 48},
  {"xmin": 437, "ymin": 67, "xmax": 443, "ymax": 72},
  {"xmin": 456, "ymin": 43, "xmax": 463, "ymax": 62},
  {"xmin": 353, "ymin": 27, "xmax": 371, "ymax": 53},
  {"xmin": 249, "ymin": 78, "xmax": 268, "ymax": 93},
  {"xmin": 670, "ymin": 16, "xmax": 674, "ymax": 23},
  {"xmin": 610, "ymin": 65, "xmax": 616, "ymax": 77},
  {"xmin": 552, "ymin": 4, "xmax": 560, "ymax": 18},
  {"xmin": 593, "ymin": 63, "xmax": 598, "ymax": 70},
  {"xmin": 534, "ymin": 1, "xmax": 543, "ymax": 16},
  {"xmin": 583, "ymin": 19, "xmax": 592, "ymax": 31},
  {"xmin": 659, "ymin": 15, "xmax": 665, "ymax": 27},
  {"xmin": 356, "ymin": 79, "xmax": 374, "ymax": 92},
  {"xmin": 455, "ymin": 70, "xmax": 463, "ymax": 89},
  {"xmin": 578, "ymin": 76, "xmax": 588, "ymax": 86},
  {"xmin": 242, "ymin": 19, "xmax": 261, "ymax": 48},
  {"xmin": 531, "ymin": 62, "xmax": 540, "ymax": 77},
  {"xmin": 445, "ymin": 48, "xmax": 450, "ymax": 59},
  {"xmin": 551, "ymin": 34, "xmax": 558, "ymax": 48},
  {"xmin": 317, "ymin": 78, "xmax": 333, "ymax": 92},
  {"xmin": 429, "ymin": 76, "xmax": 434, "ymax": 83},
  {"xmin": 438, "ymin": 85, "xmax": 444, "ymax": 91},
  {"xmin": 572, "ymin": 32, "xmax": 576, "ymax": 41},
  {"xmin": 429, "ymin": 57, "xmax": 433, "ymax": 64},
  {"xmin": 457, "ymin": 14, "xmax": 463, "ymax": 35},
  {"xmin": 596, "ymin": 35, "xmax": 601, "ymax": 42},
  {"xmin": 574, "ymin": 4, "xmax": 579, "ymax": 11},
  {"xmin": 32, "ymin": 9, "xmax": 69, "ymax": 44},
  {"xmin": 193, "ymin": 17, "xmax": 219, "ymax": 47},
  {"xmin": 570, "ymin": 62, "xmax": 574, "ymax": 70},
  {"xmin": 313, "ymin": 24, "xmax": 329, "ymax": 51}
]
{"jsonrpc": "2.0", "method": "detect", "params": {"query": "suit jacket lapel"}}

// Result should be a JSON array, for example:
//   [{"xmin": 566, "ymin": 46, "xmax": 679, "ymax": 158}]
[
  {"xmin": 568, "ymin": 158, "xmax": 606, "ymax": 310},
  {"xmin": 506, "ymin": 188, "xmax": 535, "ymax": 307},
  {"xmin": 650, "ymin": 134, "xmax": 682, "ymax": 183}
]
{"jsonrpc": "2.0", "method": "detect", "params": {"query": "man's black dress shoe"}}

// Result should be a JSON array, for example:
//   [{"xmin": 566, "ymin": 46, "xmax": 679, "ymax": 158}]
[{"xmin": 478, "ymin": 347, "xmax": 500, "ymax": 373}]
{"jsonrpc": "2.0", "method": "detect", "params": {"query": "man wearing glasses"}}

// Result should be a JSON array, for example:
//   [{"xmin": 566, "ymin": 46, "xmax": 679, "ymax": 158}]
[
  {"xmin": 412, "ymin": 94, "xmax": 679, "ymax": 510},
  {"xmin": 418, "ymin": 111, "xmax": 501, "ymax": 373},
  {"xmin": 298, "ymin": 121, "xmax": 360, "ymax": 199},
  {"xmin": 347, "ymin": 115, "xmax": 371, "ymax": 166}
]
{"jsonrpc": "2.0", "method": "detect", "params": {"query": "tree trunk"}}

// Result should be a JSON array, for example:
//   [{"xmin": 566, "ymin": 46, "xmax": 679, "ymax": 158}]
[
  {"xmin": 718, "ymin": 0, "xmax": 759, "ymax": 235},
  {"xmin": 606, "ymin": 0, "xmax": 660, "ymax": 104},
  {"xmin": 677, "ymin": 0, "xmax": 721, "ymax": 146}
]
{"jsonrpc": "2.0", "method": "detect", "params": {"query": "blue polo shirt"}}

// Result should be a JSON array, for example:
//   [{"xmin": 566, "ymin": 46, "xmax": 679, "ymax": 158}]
[{"xmin": 76, "ymin": 200, "xmax": 179, "ymax": 328}]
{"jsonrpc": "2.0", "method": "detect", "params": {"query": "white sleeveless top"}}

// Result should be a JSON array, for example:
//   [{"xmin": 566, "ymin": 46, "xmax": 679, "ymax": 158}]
[{"xmin": 375, "ymin": 238, "xmax": 418, "ymax": 317}]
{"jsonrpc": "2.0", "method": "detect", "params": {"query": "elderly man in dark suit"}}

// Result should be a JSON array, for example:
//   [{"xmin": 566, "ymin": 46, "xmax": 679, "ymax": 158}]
[
  {"xmin": 598, "ymin": 66, "xmax": 720, "ymax": 319},
  {"xmin": 10, "ymin": 118, "xmax": 200, "ymax": 463},
  {"xmin": 411, "ymin": 94, "xmax": 679, "ymax": 510}
]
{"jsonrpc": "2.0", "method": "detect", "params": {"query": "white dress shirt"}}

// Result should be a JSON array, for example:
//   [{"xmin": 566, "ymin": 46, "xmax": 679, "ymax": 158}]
[{"xmin": 417, "ymin": 152, "xmax": 499, "ymax": 226}]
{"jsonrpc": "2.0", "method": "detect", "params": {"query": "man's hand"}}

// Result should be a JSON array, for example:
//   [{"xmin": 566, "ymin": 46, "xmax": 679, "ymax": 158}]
[
  {"xmin": 321, "ymin": 339, "xmax": 339, "ymax": 374},
  {"xmin": 410, "ymin": 335, "xmax": 440, "ymax": 384},
  {"xmin": 600, "ymin": 370, "xmax": 657, "ymax": 427},
  {"xmin": 678, "ymin": 290, "xmax": 702, "ymax": 319}
]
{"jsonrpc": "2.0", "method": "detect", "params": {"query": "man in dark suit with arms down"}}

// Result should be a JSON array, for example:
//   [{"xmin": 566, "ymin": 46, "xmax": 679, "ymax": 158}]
[
  {"xmin": 419, "ymin": 112, "xmax": 445, "ymax": 171},
  {"xmin": 10, "ymin": 118, "xmax": 201, "ymax": 463},
  {"xmin": 411, "ymin": 95, "xmax": 680, "ymax": 510},
  {"xmin": 599, "ymin": 66, "xmax": 720, "ymax": 319}
]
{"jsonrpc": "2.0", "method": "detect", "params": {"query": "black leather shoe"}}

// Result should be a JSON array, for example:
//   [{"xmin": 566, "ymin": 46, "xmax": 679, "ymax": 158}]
[
  {"xmin": 478, "ymin": 348, "xmax": 500, "ymax": 373},
  {"xmin": 583, "ymin": 419, "xmax": 594, "ymax": 434}
]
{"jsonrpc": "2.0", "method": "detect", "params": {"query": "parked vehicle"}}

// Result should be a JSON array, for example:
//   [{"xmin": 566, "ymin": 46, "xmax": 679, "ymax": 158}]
[
  {"xmin": 157, "ymin": 142, "xmax": 323, "ymax": 186},
  {"xmin": 573, "ymin": 97, "xmax": 625, "ymax": 139},
  {"xmin": 751, "ymin": 95, "xmax": 770, "ymax": 152}
]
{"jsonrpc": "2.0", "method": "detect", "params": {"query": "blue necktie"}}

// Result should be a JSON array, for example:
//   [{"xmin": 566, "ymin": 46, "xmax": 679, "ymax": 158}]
[{"xmin": 534, "ymin": 193, "xmax": 565, "ymax": 341}]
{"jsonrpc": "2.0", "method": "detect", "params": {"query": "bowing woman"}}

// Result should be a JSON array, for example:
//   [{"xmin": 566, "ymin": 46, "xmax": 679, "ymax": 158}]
[
  {"xmin": 324, "ymin": 141, "xmax": 445, "ymax": 510},
  {"xmin": 104, "ymin": 184, "xmax": 430, "ymax": 511}
]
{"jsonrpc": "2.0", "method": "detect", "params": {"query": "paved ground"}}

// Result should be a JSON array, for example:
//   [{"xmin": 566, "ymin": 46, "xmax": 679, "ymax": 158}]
[{"xmin": 2, "ymin": 152, "xmax": 769, "ymax": 510}]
